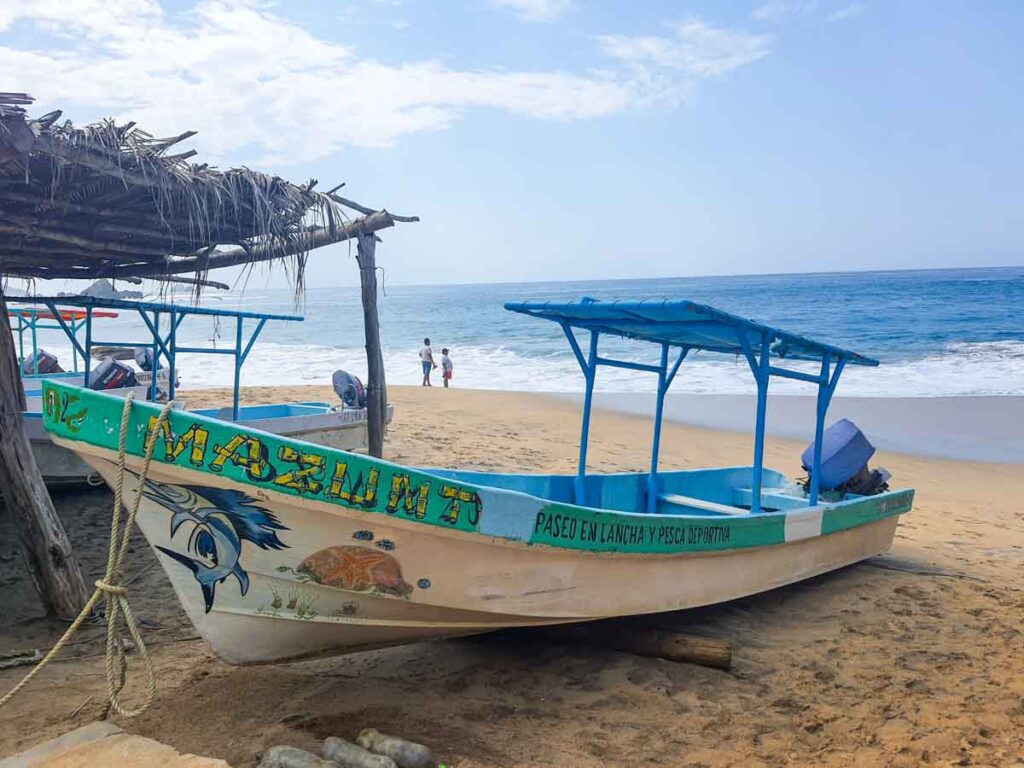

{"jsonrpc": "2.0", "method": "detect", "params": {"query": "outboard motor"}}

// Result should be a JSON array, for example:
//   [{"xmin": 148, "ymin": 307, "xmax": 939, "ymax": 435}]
[
  {"xmin": 133, "ymin": 346, "xmax": 160, "ymax": 371},
  {"xmin": 332, "ymin": 369, "xmax": 366, "ymax": 409},
  {"xmin": 21, "ymin": 349, "xmax": 62, "ymax": 375},
  {"xmin": 801, "ymin": 418, "xmax": 890, "ymax": 496},
  {"xmin": 90, "ymin": 357, "xmax": 139, "ymax": 391}
]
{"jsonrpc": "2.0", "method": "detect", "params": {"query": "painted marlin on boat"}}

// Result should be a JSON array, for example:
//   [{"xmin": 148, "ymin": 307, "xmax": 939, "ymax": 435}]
[{"xmin": 141, "ymin": 480, "xmax": 289, "ymax": 613}]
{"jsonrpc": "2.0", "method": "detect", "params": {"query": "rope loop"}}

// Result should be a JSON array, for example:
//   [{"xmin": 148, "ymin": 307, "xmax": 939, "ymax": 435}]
[
  {"xmin": 0, "ymin": 392, "xmax": 174, "ymax": 718},
  {"xmin": 94, "ymin": 580, "xmax": 128, "ymax": 596}
]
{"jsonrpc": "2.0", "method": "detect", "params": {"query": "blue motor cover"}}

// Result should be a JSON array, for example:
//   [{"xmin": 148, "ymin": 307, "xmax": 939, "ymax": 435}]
[
  {"xmin": 801, "ymin": 418, "xmax": 875, "ymax": 490},
  {"xmin": 332, "ymin": 370, "xmax": 366, "ymax": 409}
]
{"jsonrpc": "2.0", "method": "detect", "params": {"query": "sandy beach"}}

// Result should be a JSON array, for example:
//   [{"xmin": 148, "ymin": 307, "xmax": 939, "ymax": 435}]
[{"xmin": 1, "ymin": 385, "xmax": 1022, "ymax": 766}]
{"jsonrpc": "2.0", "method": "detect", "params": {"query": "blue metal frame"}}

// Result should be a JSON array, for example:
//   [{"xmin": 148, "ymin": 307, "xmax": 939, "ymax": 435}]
[
  {"xmin": 8, "ymin": 296, "xmax": 302, "ymax": 420},
  {"xmin": 508, "ymin": 298, "xmax": 877, "ymax": 512},
  {"xmin": 9, "ymin": 307, "xmax": 91, "ymax": 374}
]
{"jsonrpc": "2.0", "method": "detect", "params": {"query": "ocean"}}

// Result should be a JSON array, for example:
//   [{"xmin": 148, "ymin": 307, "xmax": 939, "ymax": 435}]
[{"xmin": 21, "ymin": 266, "xmax": 1024, "ymax": 398}]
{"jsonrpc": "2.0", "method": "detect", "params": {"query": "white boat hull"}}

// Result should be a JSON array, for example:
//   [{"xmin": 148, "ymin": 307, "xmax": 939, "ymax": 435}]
[{"xmin": 77, "ymin": 447, "xmax": 900, "ymax": 664}]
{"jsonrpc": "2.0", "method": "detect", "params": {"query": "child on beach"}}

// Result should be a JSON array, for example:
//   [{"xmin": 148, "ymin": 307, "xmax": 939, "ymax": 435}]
[{"xmin": 441, "ymin": 348, "xmax": 453, "ymax": 388}]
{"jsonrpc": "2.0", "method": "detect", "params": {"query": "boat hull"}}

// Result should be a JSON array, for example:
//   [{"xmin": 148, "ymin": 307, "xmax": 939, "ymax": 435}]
[
  {"xmin": 24, "ymin": 415, "xmax": 94, "ymax": 485},
  {"xmin": 76, "ymin": 446, "xmax": 900, "ymax": 664},
  {"xmin": 41, "ymin": 380, "xmax": 911, "ymax": 665},
  {"xmin": 26, "ymin": 400, "xmax": 391, "ymax": 485}
]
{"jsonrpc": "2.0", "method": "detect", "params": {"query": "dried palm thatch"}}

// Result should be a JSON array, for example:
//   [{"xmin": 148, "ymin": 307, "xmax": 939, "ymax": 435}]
[{"xmin": 0, "ymin": 93, "xmax": 415, "ymax": 291}]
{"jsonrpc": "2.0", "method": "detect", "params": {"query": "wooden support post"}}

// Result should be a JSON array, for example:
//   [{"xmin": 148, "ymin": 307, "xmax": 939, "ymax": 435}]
[
  {"xmin": 355, "ymin": 233, "xmax": 386, "ymax": 458},
  {"xmin": 0, "ymin": 287, "xmax": 89, "ymax": 618}
]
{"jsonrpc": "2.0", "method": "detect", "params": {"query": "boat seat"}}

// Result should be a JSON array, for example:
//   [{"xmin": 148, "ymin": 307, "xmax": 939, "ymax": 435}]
[{"xmin": 658, "ymin": 493, "xmax": 749, "ymax": 516}]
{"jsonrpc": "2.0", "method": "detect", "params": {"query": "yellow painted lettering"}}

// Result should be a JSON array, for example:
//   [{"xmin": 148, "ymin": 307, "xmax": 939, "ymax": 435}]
[
  {"xmin": 273, "ymin": 445, "xmax": 326, "ymax": 494},
  {"xmin": 386, "ymin": 473, "xmax": 431, "ymax": 519},
  {"xmin": 149, "ymin": 418, "xmax": 208, "ymax": 466},
  {"xmin": 210, "ymin": 434, "xmax": 274, "ymax": 480},
  {"xmin": 325, "ymin": 462, "xmax": 380, "ymax": 508},
  {"xmin": 439, "ymin": 485, "xmax": 482, "ymax": 526}
]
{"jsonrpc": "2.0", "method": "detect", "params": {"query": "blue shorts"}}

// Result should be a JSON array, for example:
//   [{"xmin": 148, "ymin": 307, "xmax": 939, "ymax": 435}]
[{"xmin": 422, "ymin": 361, "xmax": 432, "ymax": 375}]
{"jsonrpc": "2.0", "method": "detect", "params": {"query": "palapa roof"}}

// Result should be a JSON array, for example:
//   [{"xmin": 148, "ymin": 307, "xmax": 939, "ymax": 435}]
[{"xmin": 0, "ymin": 92, "xmax": 414, "ymax": 287}]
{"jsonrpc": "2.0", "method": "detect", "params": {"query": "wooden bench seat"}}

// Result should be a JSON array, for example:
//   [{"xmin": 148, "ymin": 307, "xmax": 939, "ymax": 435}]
[{"xmin": 658, "ymin": 493, "xmax": 749, "ymax": 516}]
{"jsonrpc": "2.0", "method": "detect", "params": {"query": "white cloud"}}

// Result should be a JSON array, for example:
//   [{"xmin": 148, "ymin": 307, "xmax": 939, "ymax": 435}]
[
  {"xmin": 751, "ymin": 1, "xmax": 817, "ymax": 22},
  {"xmin": 490, "ymin": 0, "xmax": 574, "ymax": 23},
  {"xmin": 599, "ymin": 19, "xmax": 771, "ymax": 77},
  {"xmin": 827, "ymin": 3, "xmax": 865, "ymax": 22},
  {"xmin": 1, "ymin": 1, "xmax": 769, "ymax": 166}
]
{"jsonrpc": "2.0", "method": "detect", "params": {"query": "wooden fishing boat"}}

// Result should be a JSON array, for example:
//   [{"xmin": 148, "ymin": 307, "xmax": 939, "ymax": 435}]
[
  {"xmin": 11, "ymin": 295, "xmax": 387, "ymax": 483},
  {"xmin": 41, "ymin": 298, "xmax": 913, "ymax": 664}
]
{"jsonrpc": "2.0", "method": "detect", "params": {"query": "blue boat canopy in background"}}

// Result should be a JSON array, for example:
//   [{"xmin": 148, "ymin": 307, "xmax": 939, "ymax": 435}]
[
  {"xmin": 505, "ymin": 297, "xmax": 879, "ymax": 514},
  {"xmin": 10, "ymin": 295, "xmax": 303, "ymax": 420},
  {"xmin": 504, "ymin": 297, "xmax": 879, "ymax": 367}
]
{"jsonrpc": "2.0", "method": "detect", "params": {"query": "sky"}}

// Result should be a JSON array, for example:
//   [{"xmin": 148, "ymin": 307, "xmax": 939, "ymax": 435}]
[{"xmin": 3, "ymin": 0, "xmax": 1022, "ymax": 289}]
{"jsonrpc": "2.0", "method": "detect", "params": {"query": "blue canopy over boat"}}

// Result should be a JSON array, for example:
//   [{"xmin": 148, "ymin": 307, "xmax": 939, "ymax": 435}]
[
  {"xmin": 8, "ymin": 295, "xmax": 302, "ymax": 419},
  {"xmin": 505, "ymin": 297, "xmax": 879, "ymax": 513},
  {"xmin": 504, "ymin": 298, "xmax": 878, "ymax": 366}
]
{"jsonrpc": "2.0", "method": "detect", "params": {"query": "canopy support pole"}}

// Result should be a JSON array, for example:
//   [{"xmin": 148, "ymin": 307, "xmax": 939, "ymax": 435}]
[
  {"xmin": 29, "ymin": 315, "xmax": 38, "ymax": 374},
  {"xmin": 168, "ymin": 310, "xmax": 177, "ymax": 401},
  {"xmin": 232, "ymin": 316, "xmax": 243, "ymax": 420},
  {"xmin": 646, "ymin": 343, "xmax": 671, "ymax": 513},
  {"xmin": 149, "ymin": 312, "xmax": 160, "ymax": 402},
  {"xmin": 751, "ymin": 335, "xmax": 771, "ymax": 514},
  {"xmin": 737, "ymin": 331, "xmax": 772, "ymax": 514},
  {"xmin": 809, "ymin": 356, "xmax": 831, "ymax": 506},
  {"xmin": 83, "ymin": 308, "xmax": 93, "ymax": 388},
  {"xmin": 808, "ymin": 355, "xmax": 847, "ymax": 506},
  {"xmin": 574, "ymin": 330, "xmax": 599, "ymax": 507}
]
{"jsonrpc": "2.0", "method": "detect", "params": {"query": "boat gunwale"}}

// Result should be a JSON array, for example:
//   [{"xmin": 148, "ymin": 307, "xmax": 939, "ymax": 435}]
[{"xmin": 41, "ymin": 380, "xmax": 915, "ymax": 556}]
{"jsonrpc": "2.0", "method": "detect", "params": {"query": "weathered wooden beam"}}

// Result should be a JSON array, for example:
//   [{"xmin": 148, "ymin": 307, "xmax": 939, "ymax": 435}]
[
  {"xmin": 104, "ymin": 211, "xmax": 397, "ymax": 278},
  {"xmin": 0, "ymin": 190, "xmax": 242, "ymax": 237},
  {"xmin": 148, "ymin": 274, "xmax": 230, "ymax": 290},
  {"xmin": 0, "ymin": 240, "xmax": 154, "ymax": 263},
  {"xmin": 0, "ymin": 287, "xmax": 89, "ymax": 618},
  {"xmin": 356, "ymin": 232, "xmax": 386, "ymax": 458},
  {"xmin": 0, "ymin": 216, "xmax": 173, "ymax": 256},
  {"xmin": 327, "ymin": 193, "xmax": 421, "ymax": 224}
]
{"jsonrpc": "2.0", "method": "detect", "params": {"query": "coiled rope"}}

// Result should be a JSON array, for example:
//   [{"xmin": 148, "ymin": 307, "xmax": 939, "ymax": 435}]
[{"xmin": 0, "ymin": 393, "xmax": 173, "ymax": 717}]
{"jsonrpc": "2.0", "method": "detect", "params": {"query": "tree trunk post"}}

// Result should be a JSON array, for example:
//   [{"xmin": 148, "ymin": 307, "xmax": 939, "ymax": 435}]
[
  {"xmin": 0, "ymin": 287, "xmax": 89, "ymax": 618},
  {"xmin": 356, "ymin": 234, "xmax": 387, "ymax": 458}
]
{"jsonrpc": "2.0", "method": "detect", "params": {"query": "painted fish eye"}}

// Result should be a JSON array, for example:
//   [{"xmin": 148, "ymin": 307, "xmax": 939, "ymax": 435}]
[{"xmin": 185, "ymin": 524, "xmax": 218, "ymax": 567}]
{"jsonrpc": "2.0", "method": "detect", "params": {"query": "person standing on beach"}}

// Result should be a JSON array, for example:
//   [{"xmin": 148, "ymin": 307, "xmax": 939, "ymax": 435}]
[
  {"xmin": 441, "ymin": 347, "xmax": 453, "ymax": 388},
  {"xmin": 419, "ymin": 337, "xmax": 436, "ymax": 387}
]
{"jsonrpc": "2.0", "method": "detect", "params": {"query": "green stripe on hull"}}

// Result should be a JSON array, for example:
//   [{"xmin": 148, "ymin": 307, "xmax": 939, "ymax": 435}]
[
  {"xmin": 41, "ymin": 381, "xmax": 912, "ymax": 555},
  {"xmin": 528, "ymin": 502, "xmax": 787, "ymax": 553},
  {"xmin": 821, "ymin": 490, "xmax": 915, "ymax": 535}
]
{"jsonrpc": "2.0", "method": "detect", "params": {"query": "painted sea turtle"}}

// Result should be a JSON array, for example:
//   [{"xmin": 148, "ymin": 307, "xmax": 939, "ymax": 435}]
[{"xmin": 298, "ymin": 545, "xmax": 413, "ymax": 598}]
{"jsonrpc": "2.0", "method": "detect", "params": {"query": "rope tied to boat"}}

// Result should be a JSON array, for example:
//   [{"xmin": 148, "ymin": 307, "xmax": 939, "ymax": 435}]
[{"xmin": 0, "ymin": 392, "xmax": 173, "ymax": 718}]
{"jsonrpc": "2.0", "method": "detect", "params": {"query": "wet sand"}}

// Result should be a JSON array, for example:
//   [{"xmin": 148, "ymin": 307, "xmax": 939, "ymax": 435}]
[{"xmin": 1, "ymin": 385, "xmax": 1022, "ymax": 766}]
